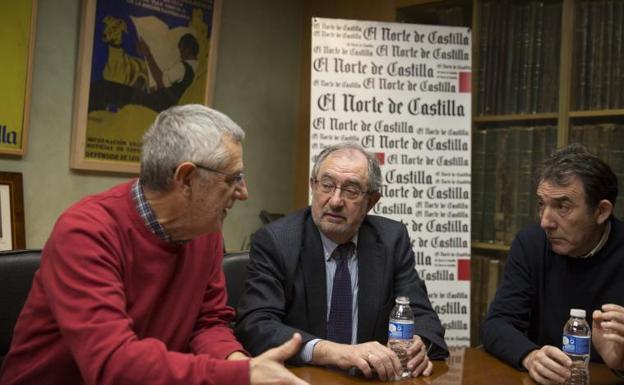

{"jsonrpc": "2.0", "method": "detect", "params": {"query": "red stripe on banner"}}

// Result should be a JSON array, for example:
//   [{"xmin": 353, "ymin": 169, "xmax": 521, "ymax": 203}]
[
  {"xmin": 457, "ymin": 258, "xmax": 471, "ymax": 281},
  {"xmin": 375, "ymin": 152, "xmax": 385, "ymax": 165},
  {"xmin": 458, "ymin": 72, "xmax": 471, "ymax": 93}
]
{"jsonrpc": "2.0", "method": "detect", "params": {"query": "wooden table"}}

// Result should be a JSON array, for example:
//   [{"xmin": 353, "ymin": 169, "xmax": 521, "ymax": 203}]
[{"xmin": 290, "ymin": 348, "xmax": 622, "ymax": 384}]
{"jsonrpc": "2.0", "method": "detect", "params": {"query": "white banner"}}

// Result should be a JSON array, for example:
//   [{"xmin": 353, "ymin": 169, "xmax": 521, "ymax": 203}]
[{"xmin": 309, "ymin": 17, "xmax": 472, "ymax": 346}]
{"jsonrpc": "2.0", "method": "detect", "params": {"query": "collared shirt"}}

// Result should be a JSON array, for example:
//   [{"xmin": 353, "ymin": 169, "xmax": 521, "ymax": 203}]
[
  {"xmin": 300, "ymin": 232, "xmax": 359, "ymax": 363},
  {"xmin": 131, "ymin": 180, "xmax": 172, "ymax": 242},
  {"xmin": 575, "ymin": 221, "xmax": 611, "ymax": 259}
]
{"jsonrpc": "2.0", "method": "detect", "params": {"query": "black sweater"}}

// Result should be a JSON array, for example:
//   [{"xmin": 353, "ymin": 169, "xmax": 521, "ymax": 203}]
[{"xmin": 481, "ymin": 217, "xmax": 624, "ymax": 369}]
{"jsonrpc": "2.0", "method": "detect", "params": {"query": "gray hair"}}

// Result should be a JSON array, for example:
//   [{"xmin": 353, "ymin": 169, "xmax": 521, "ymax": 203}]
[
  {"xmin": 537, "ymin": 143, "xmax": 618, "ymax": 210},
  {"xmin": 139, "ymin": 104, "xmax": 245, "ymax": 191},
  {"xmin": 311, "ymin": 142, "xmax": 382, "ymax": 193}
]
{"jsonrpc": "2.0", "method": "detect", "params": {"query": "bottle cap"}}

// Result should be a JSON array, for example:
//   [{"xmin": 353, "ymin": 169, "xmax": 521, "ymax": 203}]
[
  {"xmin": 396, "ymin": 296, "xmax": 410, "ymax": 304},
  {"xmin": 570, "ymin": 308, "xmax": 586, "ymax": 318}
]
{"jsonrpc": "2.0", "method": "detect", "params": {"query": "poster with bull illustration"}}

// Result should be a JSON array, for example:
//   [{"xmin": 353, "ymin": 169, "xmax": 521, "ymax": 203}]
[{"xmin": 71, "ymin": 0, "xmax": 221, "ymax": 173}]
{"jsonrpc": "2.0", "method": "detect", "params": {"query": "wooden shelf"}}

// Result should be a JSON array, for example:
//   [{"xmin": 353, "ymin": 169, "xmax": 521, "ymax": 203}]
[
  {"xmin": 569, "ymin": 109, "xmax": 624, "ymax": 118},
  {"xmin": 395, "ymin": 0, "xmax": 449, "ymax": 7},
  {"xmin": 473, "ymin": 113, "xmax": 559, "ymax": 123},
  {"xmin": 471, "ymin": 241, "xmax": 510, "ymax": 252}
]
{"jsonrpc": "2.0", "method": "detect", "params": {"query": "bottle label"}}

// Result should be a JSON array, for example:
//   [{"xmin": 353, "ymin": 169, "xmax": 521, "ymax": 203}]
[
  {"xmin": 388, "ymin": 320, "xmax": 414, "ymax": 340},
  {"xmin": 562, "ymin": 335, "xmax": 590, "ymax": 355}
]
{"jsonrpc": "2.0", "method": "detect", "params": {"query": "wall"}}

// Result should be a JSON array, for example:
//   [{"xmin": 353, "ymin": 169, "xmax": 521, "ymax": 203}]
[
  {"xmin": 215, "ymin": 0, "xmax": 303, "ymax": 250},
  {"xmin": 0, "ymin": 0, "xmax": 303, "ymax": 250},
  {"xmin": 294, "ymin": 0, "xmax": 394, "ymax": 207}
]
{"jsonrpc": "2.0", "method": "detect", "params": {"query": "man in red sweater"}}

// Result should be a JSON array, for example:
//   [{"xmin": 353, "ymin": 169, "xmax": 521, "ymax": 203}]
[{"xmin": 0, "ymin": 105, "xmax": 308, "ymax": 385}]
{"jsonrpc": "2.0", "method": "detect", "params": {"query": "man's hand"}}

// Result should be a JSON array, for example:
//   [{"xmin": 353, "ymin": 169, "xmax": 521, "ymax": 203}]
[
  {"xmin": 404, "ymin": 335, "xmax": 433, "ymax": 377},
  {"xmin": 311, "ymin": 340, "xmax": 402, "ymax": 381},
  {"xmin": 227, "ymin": 351, "xmax": 248, "ymax": 360},
  {"xmin": 522, "ymin": 346, "xmax": 571, "ymax": 385},
  {"xmin": 249, "ymin": 333, "xmax": 309, "ymax": 385},
  {"xmin": 593, "ymin": 304, "xmax": 624, "ymax": 370}
]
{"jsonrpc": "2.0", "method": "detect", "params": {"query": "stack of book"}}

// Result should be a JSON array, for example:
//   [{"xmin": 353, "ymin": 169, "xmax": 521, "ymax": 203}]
[
  {"xmin": 470, "ymin": 254, "xmax": 505, "ymax": 347},
  {"xmin": 473, "ymin": 123, "xmax": 624, "ymax": 244},
  {"xmin": 477, "ymin": 0, "xmax": 561, "ymax": 116},
  {"xmin": 472, "ymin": 125, "xmax": 557, "ymax": 244},
  {"xmin": 570, "ymin": 123, "xmax": 624, "ymax": 219},
  {"xmin": 575, "ymin": 0, "xmax": 624, "ymax": 110}
]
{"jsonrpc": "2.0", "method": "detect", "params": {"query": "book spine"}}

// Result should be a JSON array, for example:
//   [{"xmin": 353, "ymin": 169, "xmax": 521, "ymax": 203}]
[
  {"xmin": 603, "ymin": 1, "xmax": 614, "ymax": 109},
  {"xmin": 481, "ymin": 129, "xmax": 498, "ymax": 243},
  {"xmin": 612, "ymin": 1, "xmax": 623, "ymax": 108},
  {"xmin": 503, "ymin": 5, "xmax": 516, "ymax": 115},
  {"xmin": 589, "ymin": 1, "xmax": 604, "ymax": 109},
  {"xmin": 576, "ymin": 1, "xmax": 589, "ymax": 110},
  {"xmin": 494, "ymin": 128, "xmax": 510, "ymax": 243},
  {"xmin": 515, "ymin": 126, "xmax": 535, "ymax": 233},
  {"xmin": 477, "ymin": 2, "xmax": 492, "ymax": 115},
  {"xmin": 472, "ymin": 130, "xmax": 487, "ymax": 242},
  {"xmin": 510, "ymin": 4, "xmax": 526, "ymax": 114},
  {"xmin": 531, "ymin": 2, "xmax": 544, "ymax": 113}
]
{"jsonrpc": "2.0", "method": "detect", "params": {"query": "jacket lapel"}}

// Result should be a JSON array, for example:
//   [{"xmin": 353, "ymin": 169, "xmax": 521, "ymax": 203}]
[
  {"xmin": 301, "ymin": 217, "xmax": 328, "ymax": 338},
  {"xmin": 357, "ymin": 222, "xmax": 386, "ymax": 342}
]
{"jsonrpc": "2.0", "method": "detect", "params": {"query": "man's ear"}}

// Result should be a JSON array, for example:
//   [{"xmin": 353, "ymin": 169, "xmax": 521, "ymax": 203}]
[
  {"xmin": 595, "ymin": 199, "xmax": 613, "ymax": 225},
  {"xmin": 172, "ymin": 162, "xmax": 197, "ymax": 195},
  {"xmin": 366, "ymin": 191, "xmax": 381, "ymax": 211}
]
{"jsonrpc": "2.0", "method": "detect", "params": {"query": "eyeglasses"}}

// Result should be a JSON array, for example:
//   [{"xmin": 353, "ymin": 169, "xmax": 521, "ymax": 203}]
[
  {"xmin": 195, "ymin": 163, "xmax": 245, "ymax": 186},
  {"xmin": 312, "ymin": 178, "xmax": 369, "ymax": 200}
]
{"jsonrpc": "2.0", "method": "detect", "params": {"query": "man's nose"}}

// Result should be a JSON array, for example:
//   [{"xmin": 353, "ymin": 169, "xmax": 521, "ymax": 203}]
[
  {"xmin": 235, "ymin": 180, "xmax": 248, "ymax": 201},
  {"xmin": 328, "ymin": 187, "xmax": 345, "ymax": 207},
  {"xmin": 540, "ymin": 207, "xmax": 557, "ymax": 230}
]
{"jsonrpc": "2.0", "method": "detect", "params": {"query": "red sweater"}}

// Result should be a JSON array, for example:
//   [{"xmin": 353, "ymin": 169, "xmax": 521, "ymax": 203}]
[{"xmin": 0, "ymin": 181, "xmax": 250, "ymax": 385}]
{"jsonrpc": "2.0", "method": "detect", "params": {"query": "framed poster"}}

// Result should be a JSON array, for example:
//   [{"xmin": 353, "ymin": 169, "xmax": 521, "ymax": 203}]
[
  {"xmin": 0, "ymin": 172, "xmax": 26, "ymax": 251},
  {"xmin": 0, "ymin": 1, "xmax": 37, "ymax": 156},
  {"xmin": 70, "ymin": 0, "xmax": 222, "ymax": 173}
]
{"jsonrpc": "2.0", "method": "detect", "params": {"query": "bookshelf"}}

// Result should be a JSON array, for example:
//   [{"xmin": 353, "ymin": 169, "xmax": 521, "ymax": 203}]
[
  {"xmin": 395, "ymin": 0, "xmax": 624, "ymax": 345},
  {"xmin": 396, "ymin": 0, "xmax": 624, "ymax": 245}
]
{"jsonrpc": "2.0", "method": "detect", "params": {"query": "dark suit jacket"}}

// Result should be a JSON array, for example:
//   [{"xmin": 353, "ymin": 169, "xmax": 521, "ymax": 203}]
[{"xmin": 235, "ymin": 208, "xmax": 448, "ymax": 365}]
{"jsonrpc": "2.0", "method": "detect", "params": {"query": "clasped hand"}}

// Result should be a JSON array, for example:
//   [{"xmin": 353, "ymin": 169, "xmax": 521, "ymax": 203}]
[{"xmin": 313, "ymin": 335, "xmax": 432, "ymax": 381}]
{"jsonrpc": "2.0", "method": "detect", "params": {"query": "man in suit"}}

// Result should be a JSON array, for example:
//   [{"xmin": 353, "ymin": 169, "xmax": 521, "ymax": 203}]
[{"xmin": 235, "ymin": 142, "xmax": 448, "ymax": 381}]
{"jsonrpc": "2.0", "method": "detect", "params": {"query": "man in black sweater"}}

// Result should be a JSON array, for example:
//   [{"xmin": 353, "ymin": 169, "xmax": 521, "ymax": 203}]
[{"xmin": 482, "ymin": 143, "xmax": 624, "ymax": 385}]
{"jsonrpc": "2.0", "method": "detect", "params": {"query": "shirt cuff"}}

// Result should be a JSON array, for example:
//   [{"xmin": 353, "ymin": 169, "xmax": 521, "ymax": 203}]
[{"xmin": 300, "ymin": 338, "xmax": 321, "ymax": 363}]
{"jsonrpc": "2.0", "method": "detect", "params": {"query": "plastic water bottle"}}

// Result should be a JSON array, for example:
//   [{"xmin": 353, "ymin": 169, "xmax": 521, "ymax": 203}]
[
  {"xmin": 388, "ymin": 296, "xmax": 414, "ymax": 378},
  {"xmin": 562, "ymin": 308, "xmax": 591, "ymax": 385}
]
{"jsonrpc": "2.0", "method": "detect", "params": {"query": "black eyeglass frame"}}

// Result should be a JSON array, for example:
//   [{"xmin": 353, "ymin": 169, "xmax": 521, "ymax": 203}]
[{"xmin": 194, "ymin": 163, "xmax": 245, "ymax": 185}]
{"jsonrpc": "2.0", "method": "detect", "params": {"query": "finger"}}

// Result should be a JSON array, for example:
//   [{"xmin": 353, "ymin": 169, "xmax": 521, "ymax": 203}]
[
  {"xmin": 593, "ymin": 310, "xmax": 605, "ymax": 328},
  {"xmin": 410, "ymin": 355, "xmax": 429, "ymax": 377},
  {"xmin": 407, "ymin": 347, "xmax": 426, "ymax": 371},
  {"xmin": 423, "ymin": 360, "xmax": 433, "ymax": 377},
  {"xmin": 602, "ymin": 308, "xmax": 624, "ymax": 320},
  {"xmin": 406, "ymin": 339, "xmax": 425, "ymax": 356},
  {"xmin": 534, "ymin": 350, "xmax": 571, "ymax": 383},
  {"xmin": 365, "ymin": 353, "xmax": 386, "ymax": 380},
  {"xmin": 542, "ymin": 345, "xmax": 572, "ymax": 368},
  {"xmin": 367, "ymin": 351, "xmax": 395, "ymax": 381},
  {"xmin": 600, "ymin": 320, "xmax": 624, "ymax": 334},
  {"xmin": 382, "ymin": 346, "xmax": 403, "ymax": 376},
  {"xmin": 602, "ymin": 304, "xmax": 624, "ymax": 313},
  {"xmin": 262, "ymin": 333, "xmax": 303, "ymax": 362},
  {"xmin": 601, "ymin": 333, "xmax": 624, "ymax": 344},
  {"xmin": 352, "ymin": 355, "xmax": 374, "ymax": 379},
  {"xmin": 533, "ymin": 359, "xmax": 569, "ymax": 384},
  {"xmin": 530, "ymin": 369, "xmax": 555, "ymax": 385}
]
